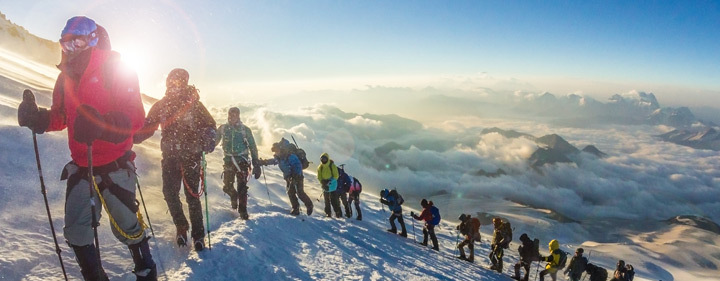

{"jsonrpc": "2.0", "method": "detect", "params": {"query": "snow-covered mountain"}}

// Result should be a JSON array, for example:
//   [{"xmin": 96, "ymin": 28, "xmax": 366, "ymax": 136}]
[{"xmin": 2, "ymin": 11, "xmax": 720, "ymax": 281}]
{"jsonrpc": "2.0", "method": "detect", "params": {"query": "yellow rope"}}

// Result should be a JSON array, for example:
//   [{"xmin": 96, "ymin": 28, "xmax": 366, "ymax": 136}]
[{"xmin": 92, "ymin": 180, "xmax": 147, "ymax": 240}]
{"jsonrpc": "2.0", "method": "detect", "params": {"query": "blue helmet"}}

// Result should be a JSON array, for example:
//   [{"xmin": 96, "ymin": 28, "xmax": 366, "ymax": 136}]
[{"xmin": 61, "ymin": 16, "xmax": 98, "ymax": 47}]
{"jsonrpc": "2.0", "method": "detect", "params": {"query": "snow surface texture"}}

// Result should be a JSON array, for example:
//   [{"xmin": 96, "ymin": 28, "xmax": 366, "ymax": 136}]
[{"xmin": 1, "ymin": 15, "xmax": 720, "ymax": 281}]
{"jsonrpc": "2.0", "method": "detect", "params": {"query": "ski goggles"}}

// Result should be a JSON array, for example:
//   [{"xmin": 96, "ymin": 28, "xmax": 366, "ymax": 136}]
[{"xmin": 60, "ymin": 35, "xmax": 91, "ymax": 54}]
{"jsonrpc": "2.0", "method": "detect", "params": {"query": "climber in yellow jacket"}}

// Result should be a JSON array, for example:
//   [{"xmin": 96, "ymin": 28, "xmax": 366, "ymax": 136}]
[
  {"xmin": 539, "ymin": 239, "xmax": 563, "ymax": 281},
  {"xmin": 317, "ymin": 153, "xmax": 342, "ymax": 218}
]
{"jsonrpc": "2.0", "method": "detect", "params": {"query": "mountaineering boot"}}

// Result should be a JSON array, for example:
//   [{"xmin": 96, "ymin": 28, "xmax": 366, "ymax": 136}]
[
  {"xmin": 239, "ymin": 211, "xmax": 249, "ymax": 220},
  {"xmin": 306, "ymin": 205, "xmax": 313, "ymax": 216},
  {"xmin": 194, "ymin": 237, "xmax": 205, "ymax": 251},
  {"xmin": 71, "ymin": 244, "xmax": 109, "ymax": 281},
  {"xmin": 336, "ymin": 212, "xmax": 343, "ymax": 219},
  {"xmin": 346, "ymin": 208, "xmax": 352, "ymax": 218},
  {"xmin": 176, "ymin": 225, "xmax": 188, "ymax": 247},
  {"xmin": 386, "ymin": 228, "xmax": 397, "ymax": 234},
  {"xmin": 290, "ymin": 209, "xmax": 300, "ymax": 216},
  {"xmin": 496, "ymin": 261, "xmax": 503, "ymax": 273},
  {"xmin": 400, "ymin": 231, "xmax": 408, "ymax": 238},
  {"xmin": 128, "ymin": 238, "xmax": 157, "ymax": 281},
  {"xmin": 356, "ymin": 214, "xmax": 362, "ymax": 221}
]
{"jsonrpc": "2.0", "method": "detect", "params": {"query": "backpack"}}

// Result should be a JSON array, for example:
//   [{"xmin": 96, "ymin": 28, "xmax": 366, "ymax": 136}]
[
  {"xmin": 532, "ymin": 238, "xmax": 541, "ymax": 261},
  {"xmin": 556, "ymin": 249, "xmax": 569, "ymax": 270},
  {"xmin": 350, "ymin": 177, "xmax": 362, "ymax": 193},
  {"xmin": 626, "ymin": 265, "xmax": 635, "ymax": 281},
  {"xmin": 429, "ymin": 204, "xmax": 441, "ymax": 225},
  {"xmin": 389, "ymin": 189, "xmax": 404, "ymax": 205},
  {"xmin": 501, "ymin": 222, "xmax": 513, "ymax": 248},
  {"xmin": 281, "ymin": 138, "xmax": 310, "ymax": 169}
]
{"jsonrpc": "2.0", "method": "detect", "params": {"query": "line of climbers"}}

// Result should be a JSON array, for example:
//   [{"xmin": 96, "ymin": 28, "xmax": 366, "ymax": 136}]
[{"xmin": 16, "ymin": 15, "xmax": 637, "ymax": 281}]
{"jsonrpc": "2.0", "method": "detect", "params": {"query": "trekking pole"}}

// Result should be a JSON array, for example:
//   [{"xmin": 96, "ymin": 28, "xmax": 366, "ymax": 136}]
[
  {"xmin": 260, "ymin": 166, "xmax": 273, "ymax": 206},
  {"xmin": 202, "ymin": 152, "xmax": 211, "ymax": 250},
  {"xmin": 410, "ymin": 214, "xmax": 417, "ymax": 243},
  {"xmin": 86, "ymin": 144, "xmax": 104, "ymax": 280},
  {"xmin": 30, "ymin": 130, "xmax": 69, "ymax": 281},
  {"xmin": 135, "ymin": 178, "xmax": 167, "ymax": 280}
]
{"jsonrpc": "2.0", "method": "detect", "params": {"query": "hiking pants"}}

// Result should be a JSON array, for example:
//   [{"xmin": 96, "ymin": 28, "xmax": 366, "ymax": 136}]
[
  {"xmin": 458, "ymin": 233, "xmax": 480, "ymax": 259},
  {"xmin": 490, "ymin": 244, "xmax": 504, "ymax": 272},
  {"xmin": 389, "ymin": 212, "xmax": 407, "ymax": 234},
  {"xmin": 223, "ymin": 158, "xmax": 250, "ymax": 215},
  {"xmin": 347, "ymin": 191, "xmax": 361, "ymax": 218},
  {"xmin": 286, "ymin": 175, "xmax": 313, "ymax": 213},
  {"xmin": 323, "ymin": 189, "xmax": 342, "ymax": 217},
  {"xmin": 162, "ymin": 154, "xmax": 204, "ymax": 240},
  {"xmin": 62, "ymin": 157, "xmax": 148, "ymax": 247},
  {"xmin": 539, "ymin": 268, "xmax": 557, "ymax": 281},
  {"xmin": 514, "ymin": 260, "xmax": 532, "ymax": 281},
  {"xmin": 338, "ymin": 190, "xmax": 350, "ymax": 216},
  {"xmin": 423, "ymin": 223, "xmax": 439, "ymax": 250}
]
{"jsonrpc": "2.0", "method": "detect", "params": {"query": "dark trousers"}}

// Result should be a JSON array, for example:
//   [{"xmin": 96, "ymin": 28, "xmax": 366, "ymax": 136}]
[
  {"xmin": 423, "ymin": 224, "xmax": 439, "ymax": 250},
  {"xmin": 347, "ymin": 192, "xmax": 361, "ymax": 218},
  {"xmin": 338, "ymin": 191, "xmax": 351, "ymax": 216},
  {"xmin": 286, "ymin": 175, "xmax": 313, "ymax": 212},
  {"xmin": 223, "ymin": 160, "xmax": 250, "ymax": 215},
  {"xmin": 514, "ymin": 260, "xmax": 532, "ymax": 281},
  {"xmin": 539, "ymin": 269, "xmax": 557, "ymax": 281},
  {"xmin": 389, "ymin": 212, "xmax": 407, "ymax": 234},
  {"xmin": 323, "ymin": 189, "xmax": 342, "ymax": 217},
  {"xmin": 489, "ymin": 245, "xmax": 505, "ymax": 272},
  {"xmin": 162, "ymin": 155, "xmax": 204, "ymax": 239}
]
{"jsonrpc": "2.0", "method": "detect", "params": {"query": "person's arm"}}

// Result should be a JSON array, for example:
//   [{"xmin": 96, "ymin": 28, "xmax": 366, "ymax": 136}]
[
  {"xmin": 246, "ymin": 126, "xmax": 259, "ymax": 161},
  {"xmin": 317, "ymin": 165, "xmax": 323, "ymax": 182},
  {"xmin": 133, "ymin": 100, "xmax": 163, "ymax": 144},
  {"xmin": 215, "ymin": 124, "xmax": 225, "ymax": 147}
]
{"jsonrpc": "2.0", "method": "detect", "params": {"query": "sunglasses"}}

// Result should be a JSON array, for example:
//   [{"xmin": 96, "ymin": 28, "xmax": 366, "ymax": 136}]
[{"xmin": 60, "ymin": 35, "xmax": 91, "ymax": 54}]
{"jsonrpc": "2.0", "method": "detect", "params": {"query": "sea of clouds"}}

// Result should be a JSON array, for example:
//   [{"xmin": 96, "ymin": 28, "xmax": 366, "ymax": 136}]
[{"xmin": 204, "ymin": 98, "xmax": 720, "ymax": 226}]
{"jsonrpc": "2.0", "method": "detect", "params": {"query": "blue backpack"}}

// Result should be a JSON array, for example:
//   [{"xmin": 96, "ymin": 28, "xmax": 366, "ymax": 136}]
[{"xmin": 429, "ymin": 205, "xmax": 441, "ymax": 225}]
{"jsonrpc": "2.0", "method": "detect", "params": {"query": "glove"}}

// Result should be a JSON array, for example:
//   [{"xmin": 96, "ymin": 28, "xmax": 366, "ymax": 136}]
[
  {"xmin": 252, "ymin": 161, "xmax": 261, "ymax": 179},
  {"xmin": 73, "ymin": 105, "xmax": 105, "ymax": 144},
  {"xmin": 202, "ymin": 127, "xmax": 216, "ymax": 153},
  {"xmin": 411, "ymin": 211, "xmax": 415, "ymax": 217},
  {"xmin": 101, "ymin": 111, "xmax": 132, "ymax": 143},
  {"xmin": 18, "ymin": 89, "xmax": 50, "ymax": 134},
  {"xmin": 74, "ymin": 105, "xmax": 132, "ymax": 144}
]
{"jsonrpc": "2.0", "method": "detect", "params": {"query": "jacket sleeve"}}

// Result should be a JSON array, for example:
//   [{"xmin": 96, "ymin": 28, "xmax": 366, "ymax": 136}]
[
  {"xmin": 46, "ymin": 74, "xmax": 68, "ymax": 132},
  {"xmin": 317, "ymin": 165, "xmax": 323, "ymax": 181},
  {"xmin": 215, "ymin": 124, "xmax": 225, "ymax": 147},
  {"xmin": 133, "ymin": 100, "xmax": 163, "ymax": 144},
  {"xmin": 245, "ymin": 125, "xmax": 259, "ymax": 162},
  {"xmin": 289, "ymin": 154, "xmax": 302, "ymax": 175},
  {"xmin": 196, "ymin": 102, "xmax": 217, "ymax": 131}
]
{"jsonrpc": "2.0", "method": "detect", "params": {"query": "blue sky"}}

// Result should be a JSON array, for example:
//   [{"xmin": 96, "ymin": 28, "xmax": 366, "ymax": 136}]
[{"xmin": 2, "ymin": 0, "xmax": 719, "ymax": 107}]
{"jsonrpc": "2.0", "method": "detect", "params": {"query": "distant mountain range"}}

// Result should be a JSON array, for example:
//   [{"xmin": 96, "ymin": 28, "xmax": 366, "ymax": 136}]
[{"xmin": 658, "ymin": 127, "xmax": 720, "ymax": 151}]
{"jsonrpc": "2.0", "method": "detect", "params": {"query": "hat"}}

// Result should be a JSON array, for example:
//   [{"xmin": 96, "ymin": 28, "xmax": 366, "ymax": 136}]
[
  {"xmin": 228, "ymin": 107, "xmax": 240, "ymax": 114},
  {"xmin": 166, "ymin": 68, "xmax": 189, "ymax": 88},
  {"xmin": 458, "ymin": 214, "xmax": 468, "ymax": 221},
  {"xmin": 420, "ymin": 199, "xmax": 428, "ymax": 207}
]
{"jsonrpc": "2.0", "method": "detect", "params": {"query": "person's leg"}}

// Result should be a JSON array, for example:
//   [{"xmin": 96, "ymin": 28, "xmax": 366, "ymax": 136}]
[
  {"xmin": 161, "ymin": 157, "xmax": 189, "ymax": 241},
  {"xmin": 181, "ymin": 156, "xmax": 204, "ymax": 242},
  {"xmin": 397, "ymin": 213, "xmax": 407, "ymax": 236},
  {"xmin": 62, "ymin": 163, "xmax": 108, "ymax": 280},
  {"xmin": 222, "ymin": 163, "xmax": 239, "ymax": 209},
  {"xmin": 353, "ymin": 193, "xmax": 362, "ymax": 219},
  {"xmin": 235, "ymin": 162, "xmax": 250, "ymax": 219},
  {"xmin": 388, "ymin": 214, "xmax": 398, "ymax": 233},
  {"xmin": 522, "ymin": 261, "xmax": 531, "ymax": 281},
  {"xmin": 323, "ymin": 190, "xmax": 332, "ymax": 217},
  {"xmin": 293, "ymin": 176, "xmax": 313, "ymax": 214},
  {"xmin": 422, "ymin": 226, "xmax": 429, "ymax": 245},
  {"xmin": 286, "ymin": 178, "xmax": 300, "ymax": 214},
  {"xmin": 428, "ymin": 224, "xmax": 439, "ymax": 251},
  {"xmin": 458, "ymin": 240, "xmax": 468, "ymax": 258},
  {"xmin": 340, "ymin": 191, "xmax": 350, "ymax": 217},
  {"xmin": 331, "ymin": 191, "xmax": 342, "ymax": 218}
]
